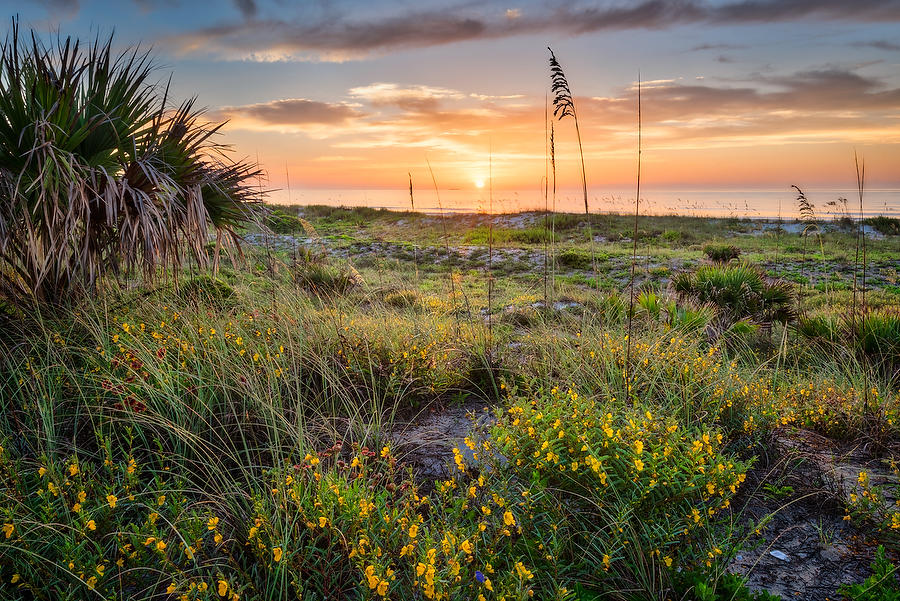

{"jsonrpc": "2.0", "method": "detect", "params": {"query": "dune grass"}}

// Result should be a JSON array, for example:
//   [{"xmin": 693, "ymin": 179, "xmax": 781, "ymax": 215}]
[{"xmin": 1, "ymin": 208, "xmax": 899, "ymax": 600}]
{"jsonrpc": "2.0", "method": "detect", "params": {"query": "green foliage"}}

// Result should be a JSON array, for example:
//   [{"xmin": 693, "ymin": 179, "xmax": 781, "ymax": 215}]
[
  {"xmin": 864, "ymin": 216, "xmax": 900, "ymax": 236},
  {"xmin": 463, "ymin": 225, "xmax": 556, "ymax": 245},
  {"xmin": 265, "ymin": 208, "xmax": 304, "ymax": 234},
  {"xmin": 293, "ymin": 262, "xmax": 362, "ymax": 296},
  {"xmin": 848, "ymin": 311, "xmax": 900, "ymax": 382},
  {"xmin": 665, "ymin": 301, "xmax": 714, "ymax": 333},
  {"xmin": 673, "ymin": 263, "xmax": 796, "ymax": 331},
  {"xmin": 177, "ymin": 275, "xmax": 236, "ymax": 307},
  {"xmin": 558, "ymin": 248, "xmax": 593, "ymax": 270},
  {"xmin": 703, "ymin": 244, "xmax": 741, "ymax": 264},
  {"xmin": 838, "ymin": 546, "xmax": 900, "ymax": 601},
  {"xmin": 0, "ymin": 24, "xmax": 259, "ymax": 308},
  {"xmin": 636, "ymin": 291, "xmax": 663, "ymax": 320},
  {"xmin": 483, "ymin": 387, "xmax": 750, "ymax": 592},
  {"xmin": 852, "ymin": 311, "xmax": 900, "ymax": 359},
  {"xmin": 674, "ymin": 570, "xmax": 781, "ymax": 601},
  {"xmin": 384, "ymin": 289, "xmax": 420, "ymax": 309}
]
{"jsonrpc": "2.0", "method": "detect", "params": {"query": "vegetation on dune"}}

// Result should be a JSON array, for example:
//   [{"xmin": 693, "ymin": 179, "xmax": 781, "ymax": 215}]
[
  {"xmin": 2, "ymin": 23, "xmax": 900, "ymax": 601},
  {"xmin": 2, "ymin": 249, "xmax": 899, "ymax": 599}
]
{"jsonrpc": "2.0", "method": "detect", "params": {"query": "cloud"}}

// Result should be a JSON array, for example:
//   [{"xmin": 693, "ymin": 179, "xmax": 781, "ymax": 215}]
[
  {"xmin": 233, "ymin": 0, "xmax": 257, "ymax": 19},
  {"xmin": 166, "ymin": 0, "xmax": 900, "ymax": 62},
  {"xmin": 348, "ymin": 83, "xmax": 465, "ymax": 111},
  {"xmin": 853, "ymin": 40, "xmax": 900, "ymax": 52},
  {"xmin": 690, "ymin": 43, "xmax": 746, "ymax": 52},
  {"xmin": 34, "ymin": 0, "xmax": 79, "ymax": 18},
  {"xmin": 595, "ymin": 69, "xmax": 900, "ymax": 119},
  {"xmin": 214, "ymin": 98, "xmax": 364, "ymax": 129}
]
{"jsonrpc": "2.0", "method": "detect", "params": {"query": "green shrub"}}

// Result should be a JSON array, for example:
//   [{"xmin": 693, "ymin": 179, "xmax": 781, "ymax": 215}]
[
  {"xmin": 661, "ymin": 229, "xmax": 682, "ymax": 242},
  {"xmin": 636, "ymin": 291, "xmax": 663, "ymax": 320},
  {"xmin": 672, "ymin": 263, "xmax": 795, "ymax": 331},
  {"xmin": 674, "ymin": 570, "xmax": 781, "ymax": 601},
  {"xmin": 384, "ymin": 289, "xmax": 419, "ymax": 309},
  {"xmin": 265, "ymin": 208, "xmax": 304, "ymax": 233},
  {"xmin": 293, "ymin": 263, "xmax": 362, "ymax": 296},
  {"xmin": 482, "ymin": 388, "xmax": 750, "ymax": 593},
  {"xmin": 558, "ymin": 249, "xmax": 593, "ymax": 270},
  {"xmin": 177, "ymin": 275, "xmax": 236, "ymax": 307},
  {"xmin": 838, "ymin": 545, "xmax": 900, "ymax": 601},
  {"xmin": 846, "ymin": 311, "xmax": 900, "ymax": 380},
  {"xmin": 665, "ymin": 301, "xmax": 714, "ymax": 333},
  {"xmin": 703, "ymin": 244, "xmax": 741, "ymax": 263},
  {"xmin": 796, "ymin": 314, "xmax": 839, "ymax": 342},
  {"xmin": 864, "ymin": 216, "xmax": 900, "ymax": 236}
]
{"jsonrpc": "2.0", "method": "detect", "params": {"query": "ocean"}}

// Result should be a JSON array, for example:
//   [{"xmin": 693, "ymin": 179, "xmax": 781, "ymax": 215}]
[{"xmin": 267, "ymin": 187, "xmax": 900, "ymax": 220}]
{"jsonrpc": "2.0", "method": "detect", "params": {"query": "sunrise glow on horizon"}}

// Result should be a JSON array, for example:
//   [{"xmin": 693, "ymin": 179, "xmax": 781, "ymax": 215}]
[{"xmin": 9, "ymin": 1, "xmax": 900, "ymax": 204}]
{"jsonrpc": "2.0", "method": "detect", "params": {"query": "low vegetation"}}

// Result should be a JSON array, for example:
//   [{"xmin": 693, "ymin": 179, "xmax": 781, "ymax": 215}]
[
  {"xmin": 1, "ymin": 24, "xmax": 899, "ymax": 601},
  {"xmin": 2, "ymin": 202, "xmax": 899, "ymax": 600}
]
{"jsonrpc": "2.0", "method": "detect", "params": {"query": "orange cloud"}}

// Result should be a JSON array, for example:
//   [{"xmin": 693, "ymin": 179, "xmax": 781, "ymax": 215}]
[{"xmin": 214, "ymin": 66, "xmax": 900, "ymax": 192}]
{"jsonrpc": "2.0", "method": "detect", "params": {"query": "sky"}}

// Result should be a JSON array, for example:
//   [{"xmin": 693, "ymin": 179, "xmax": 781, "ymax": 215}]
[{"xmin": 6, "ymin": 0, "xmax": 900, "ymax": 205}]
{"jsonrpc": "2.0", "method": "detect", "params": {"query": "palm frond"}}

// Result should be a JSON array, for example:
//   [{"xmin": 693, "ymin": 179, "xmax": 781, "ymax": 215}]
[{"xmin": 0, "ymin": 20, "xmax": 261, "ymax": 307}]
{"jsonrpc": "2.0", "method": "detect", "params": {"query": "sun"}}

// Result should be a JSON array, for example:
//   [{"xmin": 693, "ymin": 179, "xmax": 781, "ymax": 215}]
[{"xmin": 474, "ymin": 179, "xmax": 485, "ymax": 189}]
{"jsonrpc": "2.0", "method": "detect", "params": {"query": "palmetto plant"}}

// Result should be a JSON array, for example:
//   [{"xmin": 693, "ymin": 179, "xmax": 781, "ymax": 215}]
[
  {"xmin": 0, "ymin": 23, "xmax": 261, "ymax": 307},
  {"xmin": 672, "ymin": 263, "xmax": 796, "ymax": 335}
]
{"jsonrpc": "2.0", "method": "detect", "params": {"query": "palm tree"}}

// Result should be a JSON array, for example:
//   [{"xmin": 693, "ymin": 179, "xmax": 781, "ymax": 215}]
[{"xmin": 0, "ymin": 22, "xmax": 261, "ymax": 307}]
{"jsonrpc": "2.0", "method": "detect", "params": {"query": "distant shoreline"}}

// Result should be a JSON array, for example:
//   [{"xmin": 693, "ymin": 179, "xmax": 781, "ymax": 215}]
[
  {"xmin": 263, "ymin": 186, "xmax": 900, "ymax": 220},
  {"xmin": 271, "ymin": 202, "xmax": 899, "ymax": 223}
]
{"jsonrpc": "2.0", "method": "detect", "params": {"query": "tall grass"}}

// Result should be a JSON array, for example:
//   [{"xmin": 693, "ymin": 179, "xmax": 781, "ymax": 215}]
[
  {"xmin": 625, "ymin": 76, "xmax": 643, "ymax": 402},
  {"xmin": 853, "ymin": 153, "xmax": 870, "ymax": 411},
  {"xmin": 548, "ymin": 47, "xmax": 598, "ymax": 291}
]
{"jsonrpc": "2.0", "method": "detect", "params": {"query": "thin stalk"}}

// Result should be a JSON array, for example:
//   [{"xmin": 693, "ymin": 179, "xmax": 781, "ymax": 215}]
[
  {"xmin": 551, "ymin": 123, "xmax": 557, "ymax": 302},
  {"xmin": 488, "ymin": 142, "xmax": 494, "ymax": 363},
  {"xmin": 409, "ymin": 172, "xmax": 419, "ymax": 283},
  {"xmin": 286, "ymin": 162, "xmax": 295, "ymax": 265},
  {"xmin": 426, "ymin": 158, "xmax": 458, "ymax": 327},
  {"xmin": 258, "ymin": 152, "xmax": 275, "ymax": 316},
  {"xmin": 543, "ymin": 93, "xmax": 549, "ymax": 306},
  {"xmin": 625, "ymin": 75, "xmax": 642, "ymax": 404},
  {"xmin": 855, "ymin": 152, "xmax": 869, "ymax": 413},
  {"xmin": 574, "ymin": 116, "xmax": 598, "ymax": 292},
  {"xmin": 775, "ymin": 197, "xmax": 781, "ymax": 276}
]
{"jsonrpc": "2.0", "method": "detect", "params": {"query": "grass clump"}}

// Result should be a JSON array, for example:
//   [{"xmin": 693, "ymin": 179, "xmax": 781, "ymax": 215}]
[
  {"xmin": 463, "ymin": 225, "xmax": 555, "ymax": 245},
  {"xmin": 177, "ymin": 275, "xmax": 236, "ymax": 307},
  {"xmin": 673, "ymin": 263, "xmax": 795, "ymax": 333},
  {"xmin": 558, "ymin": 248, "xmax": 593, "ymax": 270},
  {"xmin": 293, "ymin": 262, "xmax": 363, "ymax": 296},
  {"xmin": 265, "ymin": 207, "xmax": 305, "ymax": 233},
  {"xmin": 384, "ymin": 289, "xmax": 420, "ymax": 309},
  {"xmin": 703, "ymin": 243, "xmax": 742, "ymax": 263}
]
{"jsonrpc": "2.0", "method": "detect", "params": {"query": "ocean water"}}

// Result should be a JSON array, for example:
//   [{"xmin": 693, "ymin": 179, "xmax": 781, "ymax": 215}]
[{"xmin": 269, "ymin": 187, "xmax": 900, "ymax": 220}]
